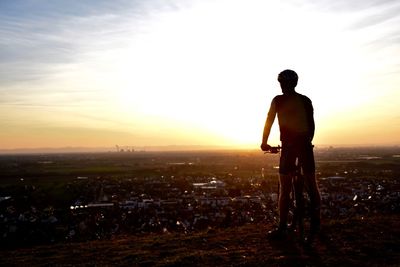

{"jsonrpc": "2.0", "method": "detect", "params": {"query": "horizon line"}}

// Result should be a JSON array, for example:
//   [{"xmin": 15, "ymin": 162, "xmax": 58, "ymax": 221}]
[{"xmin": 0, "ymin": 144, "xmax": 399, "ymax": 155}]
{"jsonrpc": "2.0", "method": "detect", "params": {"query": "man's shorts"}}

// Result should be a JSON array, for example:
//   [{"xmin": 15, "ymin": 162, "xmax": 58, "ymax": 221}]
[{"xmin": 279, "ymin": 141, "xmax": 315, "ymax": 175}]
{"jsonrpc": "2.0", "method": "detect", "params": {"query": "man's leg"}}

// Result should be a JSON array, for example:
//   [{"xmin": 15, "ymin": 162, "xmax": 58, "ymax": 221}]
[
  {"xmin": 299, "ymin": 143, "xmax": 321, "ymax": 239},
  {"xmin": 278, "ymin": 174, "xmax": 293, "ymax": 230},
  {"xmin": 267, "ymin": 173, "xmax": 292, "ymax": 239},
  {"xmin": 268, "ymin": 143, "xmax": 295, "ymax": 239},
  {"xmin": 292, "ymin": 173, "xmax": 304, "ymax": 237},
  {"xmin": 304, "ymin": 172, "xmax": 321, "ymax": 234}
]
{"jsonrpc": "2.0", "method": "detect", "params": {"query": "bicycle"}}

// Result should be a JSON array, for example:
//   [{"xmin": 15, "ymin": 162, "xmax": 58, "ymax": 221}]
[{"xmin": 264, "ymin": 145, "xmax": 305, "ymax": 241}]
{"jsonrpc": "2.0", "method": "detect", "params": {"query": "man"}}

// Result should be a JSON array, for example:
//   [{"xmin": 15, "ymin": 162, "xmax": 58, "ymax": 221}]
[{"xmin": 261, "ymin": 69, "xmax": 321, "ymax": 241}]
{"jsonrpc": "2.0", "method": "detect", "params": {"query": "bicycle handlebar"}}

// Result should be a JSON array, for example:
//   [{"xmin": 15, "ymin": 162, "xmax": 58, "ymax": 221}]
[{"xmin": 263, "ymin": 145, "xmax": 281, "ymax": 154}]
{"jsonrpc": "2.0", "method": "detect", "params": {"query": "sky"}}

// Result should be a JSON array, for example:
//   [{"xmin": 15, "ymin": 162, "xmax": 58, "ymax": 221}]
[{"xmin": 0, "ymin": 0, "xmax": 399, "ymax": 150}]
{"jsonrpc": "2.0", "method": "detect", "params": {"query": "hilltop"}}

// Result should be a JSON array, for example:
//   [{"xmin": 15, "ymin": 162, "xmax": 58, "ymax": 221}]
[
  {"xmin": 0, "ymin": 148, "xmax": 399, "ymax": 266},
  {"xmin": 1, "ymin": 214, "xmax": 399, "ymax": 266}
]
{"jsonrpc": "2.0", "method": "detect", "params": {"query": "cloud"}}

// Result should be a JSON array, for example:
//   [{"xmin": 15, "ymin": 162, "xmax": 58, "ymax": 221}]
[
  {"xmin": 0, "ymin": 0, "xmax": 164, "ymax": 83},
  {"xmin": 0, "ymin": 0, "xmax": 194, "ymax": 87},
  {"xmin": 0, "ymin": 0, "xmax": 206, "ymax": 118},
  {"xmin": 307, "ymin": 0, "xmax": 399, "ymax": 12},
  {"xmin": 347, "ymin": 3, "xmax": 400, "ymax": 30}
]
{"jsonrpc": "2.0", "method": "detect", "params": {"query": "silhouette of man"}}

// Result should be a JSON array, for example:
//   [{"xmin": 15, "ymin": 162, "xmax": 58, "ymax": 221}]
[{"xmin": 261, "ymin": 69, "xmax": 321, "ymax": 241}]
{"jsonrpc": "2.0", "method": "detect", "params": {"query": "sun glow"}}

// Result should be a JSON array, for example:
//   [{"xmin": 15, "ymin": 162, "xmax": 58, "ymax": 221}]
[
  {"xmin": 1, "ymin": 0, "xmax": 399, "ymax": 150},
  {"xmin": 112, "ymin": 2, "xmax": 275, "ymax": 146},
  {"xmin": 111, "ymin": 0, "xmax": 375, "ymax": 147}
]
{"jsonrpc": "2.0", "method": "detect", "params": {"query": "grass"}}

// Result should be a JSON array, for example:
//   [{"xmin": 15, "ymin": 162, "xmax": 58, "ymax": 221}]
[{"xmin": 1, "ymin": 214, "xmax": 399, "ymax": 266}]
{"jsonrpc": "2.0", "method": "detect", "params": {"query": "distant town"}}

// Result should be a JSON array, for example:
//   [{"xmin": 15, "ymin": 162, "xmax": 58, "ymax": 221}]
[{"xmin": 0, "ymin": 147, "xmax": 399, "ymax": 247}]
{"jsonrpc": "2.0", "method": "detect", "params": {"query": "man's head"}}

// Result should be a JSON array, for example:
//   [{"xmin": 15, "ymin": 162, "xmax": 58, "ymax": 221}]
[{"xmin": 278, "ymin": 69, "xmax": 298, "ymax": 94}]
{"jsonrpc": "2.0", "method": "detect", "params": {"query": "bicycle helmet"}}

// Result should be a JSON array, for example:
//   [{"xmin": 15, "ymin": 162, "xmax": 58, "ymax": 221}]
[{"xmin": 277, "ymin": 69, "xmax": 298, "ymax": 84}]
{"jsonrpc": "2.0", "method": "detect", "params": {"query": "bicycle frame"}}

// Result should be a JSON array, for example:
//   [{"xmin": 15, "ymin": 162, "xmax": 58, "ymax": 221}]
[{"xmin": 264, "ymin": 146, "xmax": 305, "ymax": 238}]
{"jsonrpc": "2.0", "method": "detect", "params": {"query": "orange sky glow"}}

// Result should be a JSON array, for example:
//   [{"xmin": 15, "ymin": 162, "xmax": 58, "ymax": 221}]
[{"xmin": 1, "ymin": 0, "xmax": 399, "ymax": 151}]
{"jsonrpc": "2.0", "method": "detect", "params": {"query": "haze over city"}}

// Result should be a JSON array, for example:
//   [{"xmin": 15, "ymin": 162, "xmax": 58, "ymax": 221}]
[{"xmin": 1, "ymin": 0, "xmax": 399, "ymax": 151}]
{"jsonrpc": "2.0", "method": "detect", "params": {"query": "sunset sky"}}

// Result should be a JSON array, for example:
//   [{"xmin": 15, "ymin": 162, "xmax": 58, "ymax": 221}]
[{"xmin": 1, "ymin": 0, "xmax": 399, "ymax": 150}]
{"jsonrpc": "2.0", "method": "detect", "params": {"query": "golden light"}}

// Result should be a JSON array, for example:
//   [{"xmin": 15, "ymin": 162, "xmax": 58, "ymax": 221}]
[{"xmin": 1, "ymin": 0, "xmax": 399, "ymax": 150}]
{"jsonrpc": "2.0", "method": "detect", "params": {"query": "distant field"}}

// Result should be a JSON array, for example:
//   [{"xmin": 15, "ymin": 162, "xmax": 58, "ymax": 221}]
[{"xmin": 0, "ymin": 147, "xmax": 399, "ymax": 183}]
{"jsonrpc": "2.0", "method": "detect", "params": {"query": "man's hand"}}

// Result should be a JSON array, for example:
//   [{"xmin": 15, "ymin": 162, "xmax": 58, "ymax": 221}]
[{"xmin": 260, "ymin": 143, "xmax": 271, "ymax": 151}]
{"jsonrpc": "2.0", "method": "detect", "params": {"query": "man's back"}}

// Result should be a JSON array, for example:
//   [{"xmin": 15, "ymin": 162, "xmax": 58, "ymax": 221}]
[{"xmin": 272, "ymin": 92, "xmax": 314, "ymax": 143}]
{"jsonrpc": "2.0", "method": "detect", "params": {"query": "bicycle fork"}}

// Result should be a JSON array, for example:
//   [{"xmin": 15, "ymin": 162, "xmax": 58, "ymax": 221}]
[{"xmin": 291, "ymin": 170, "xmax": 305, "ymax": 239}]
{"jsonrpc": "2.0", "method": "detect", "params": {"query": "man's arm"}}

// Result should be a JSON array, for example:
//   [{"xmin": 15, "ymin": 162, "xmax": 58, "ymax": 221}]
[
  {"xmin": 261, "ymin": 98, "xmax": 277, "ymax": 151},
  {"xmin": 306, "ymin": 99, "xmax": 315, "ymax": 141}
]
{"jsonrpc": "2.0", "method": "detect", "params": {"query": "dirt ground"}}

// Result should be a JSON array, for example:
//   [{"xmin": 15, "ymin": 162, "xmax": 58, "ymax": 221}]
[{"xmin": 1, "ymin": 214, "xmax": 399, "ymax": 267}]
